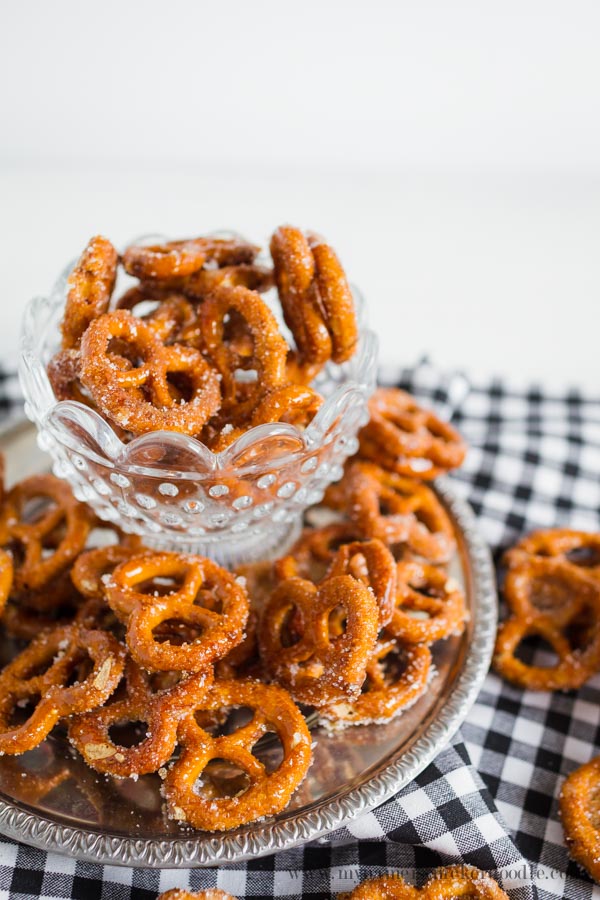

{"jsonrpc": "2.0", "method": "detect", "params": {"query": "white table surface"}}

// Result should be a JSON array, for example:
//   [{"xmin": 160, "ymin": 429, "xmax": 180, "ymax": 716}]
[{"xmin": 1, "ymin": 165, "xmax": 598, "ymax": 391}]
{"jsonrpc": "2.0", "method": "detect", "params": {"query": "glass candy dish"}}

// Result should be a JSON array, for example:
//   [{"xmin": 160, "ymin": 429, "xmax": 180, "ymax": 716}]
[{"xmin": 19, "ymin": 236, "xmax": 378, "ymax": 566}]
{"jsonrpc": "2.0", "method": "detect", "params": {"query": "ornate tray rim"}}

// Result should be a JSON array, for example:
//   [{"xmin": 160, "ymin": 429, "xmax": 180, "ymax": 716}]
[{"xmin": 0, "ymin": 423, "xmax": 497, "ymax": 868}]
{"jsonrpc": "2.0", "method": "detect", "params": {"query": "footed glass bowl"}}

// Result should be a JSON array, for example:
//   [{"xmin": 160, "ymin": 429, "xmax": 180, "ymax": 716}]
[{"xmin": 19, "ymin": 237, "xmax": 378, "ymax": 566}]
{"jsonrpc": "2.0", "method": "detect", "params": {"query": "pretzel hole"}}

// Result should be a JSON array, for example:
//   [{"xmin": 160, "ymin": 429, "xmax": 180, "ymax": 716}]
[
  {"xmin": 565, "ymin": 609, "xmax": 596, "ymax": 651},
  {"xmin": 166, "ymin": 371, "xmax": 195, "ymax": 404},
  {"xmin": 513, "ymin": 634, "xmax": 560, "ymax": 668},
  {"xmin": 328, "ymin": 606, "xmax": 348, "ymax": 638},
  {"xmin": 197, "ymin": 758, "xmax": 252, "ymax": 799},
  {"xmin": 7, "ymin": 694, "xmax": 41, "ymax": 728},
  {"xmin": 279, "ymin": 607, "xmax": 302, "ymax": 648},
  {"xmin": 137, "ymin": 576, "xmax": 185, "ymax": 598},
  {"xmin": 21, "ymin": 497, "xmax": 57, "ymax": 524},
  {"xmin": 64, "ymin": 654, "xmax": 94, "ymax": 687},
  {"xmin": 566, "ymin": 546, "xmax": 600, "ymax": 568},
  {"xmin": 107, "ymin": 337, "xmax": 144, "ymax": 368},
  {"xmin": 153, "ymin": 618, "xmax": 204, "ymax": 646},
  {"xmin": 197, "ymin": 706, "xmax": 254, "ymax": 737},
  {"xmin": 108, "ymin": 720, "xmax": 149, "ymax": 748},
  {"xmin": 363, "ymin": 646, "xmax": 407, "ymax": 692}
]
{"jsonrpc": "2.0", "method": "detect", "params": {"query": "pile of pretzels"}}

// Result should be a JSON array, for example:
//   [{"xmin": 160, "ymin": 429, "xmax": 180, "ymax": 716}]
[
  {"xmin": 48, "ymin": 227, "xmax": 359, "ymax": 447},
  {"xmin": 0, "ymin": 380, "xmax": 468, "ymax": 831}
]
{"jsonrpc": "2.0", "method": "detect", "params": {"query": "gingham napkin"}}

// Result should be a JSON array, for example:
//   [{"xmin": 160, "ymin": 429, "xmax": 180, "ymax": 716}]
[{"xmin": 0, "ymin": 359, "xmax": 599, "ymax": 900}]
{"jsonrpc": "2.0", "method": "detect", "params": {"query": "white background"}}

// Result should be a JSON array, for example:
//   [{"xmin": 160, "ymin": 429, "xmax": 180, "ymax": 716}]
[{"xmin": 1, "ymin": 0, "xmax": 599, "ymax": 387}]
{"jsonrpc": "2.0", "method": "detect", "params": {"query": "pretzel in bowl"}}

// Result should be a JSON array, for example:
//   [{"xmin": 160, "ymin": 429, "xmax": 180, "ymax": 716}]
[
  {"xmin": 79, "ymin": 309, "xmax": 221, "ymax": 435},
  {"xmin": 0, "ymin": 624, "xmax": 125, "ymax": 755},
  {"xmin": 271, "ymin": 225, "xmax": 357, "ymax": 382},
  {"xmin": 388, "ymin": 559, "xmax": 467, "ymax": 644},
  {"xmin": 106, "ymin": 552, "xmax": 248, "ymax": 672},
  {"xmin": 560, "ymin": 755, "xmax": 600, "ymax": 884},
  {"xmin": 258, "ymin": 574, "xmax": 379, "ymax": 706},
  {"xmin": 319, "ymin": 637, "xmax": 431, "ymax": 727},
  {"xmin": 60, "ymin": 235, "xmax": 118, "ymax": 349},
  {"xmin": 69, "ymin": 658, "xmax": 213, "ymax": 778},
  {"xmin": 162, "ymin": 678, "xmax": 311, "ymax": 831},
  {"xmin": 122, "ymin": 236, "xmax": 259, "ymax": 281},
  {"xmin": 357, "ymin": 388, "xmax": 466, "ymax": 479},
  {"xmin": 195, "ymin": 284, "xmax": 288, "ymax": 420},
  {"xmin": 0, "ymin": 473, "xmax": 95, "ymax": 591},
  {"xmin": 134, "ymin": 262, "xmax": 274, "ymax": 305},
  {"xmin": 341, "ymin": 462, "xmax": 455, "ymax": 564}
]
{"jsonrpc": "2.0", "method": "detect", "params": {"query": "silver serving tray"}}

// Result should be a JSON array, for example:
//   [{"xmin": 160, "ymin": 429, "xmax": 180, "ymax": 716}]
[{"xmin": 0, "ymin": 422, "xmax": 497, "ymax": 867}]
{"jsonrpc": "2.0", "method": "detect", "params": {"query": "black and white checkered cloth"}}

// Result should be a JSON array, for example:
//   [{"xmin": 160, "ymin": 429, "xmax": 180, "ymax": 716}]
[{"xmin": 0, "ymin": 358, "xmax": 599, "ymax": 900}]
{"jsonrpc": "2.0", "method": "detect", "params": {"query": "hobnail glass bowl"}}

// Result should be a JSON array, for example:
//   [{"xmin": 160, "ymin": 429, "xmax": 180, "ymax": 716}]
[{"xmin": 19, "ymin": 235, "xmax": 378, "ymax": 566}]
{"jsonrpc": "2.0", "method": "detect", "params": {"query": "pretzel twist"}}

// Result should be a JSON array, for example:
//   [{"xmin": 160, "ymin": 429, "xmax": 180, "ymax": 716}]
[
  {"xmin": 60, "ymin": 236, "xmax": 118, "ymax": 349},
  {"xmin": 0, "ymin": 624, "xmax": 125, "ymax": 754},
  {"xmin": 258, "ymin": 574, "xmax": 379, "ymax": 706},
  {"xmin": 79, "ymin": 309, "xmax": 221, "ymax": 435},
  {"xmin": 69, "ymin": 658, "xmax": 213, "ymax": 777},
  {"xmin": 162, "ymin": 678, "xmax": 311, "ymax": 831},
  {"xmin": 106, "ymin": 552, "xmax": 249, "ymax": 672}
]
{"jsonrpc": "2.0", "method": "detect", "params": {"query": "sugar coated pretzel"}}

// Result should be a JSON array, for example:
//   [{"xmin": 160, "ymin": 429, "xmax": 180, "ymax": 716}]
[
  {"xmin": 70, "ymin": 541, "xmax": 145, "ymax": 601},
  {"xmin": 0, "ymin": 473, "xmax": 94, "ymax": 591},
  {"xmin": 106, "ymin": 552, "xmax": 249, "ymax": 671},
  {"xmin": 342, "ymin": 462, "xmax": 455, "ymax": 563},
  {"xmin": 502, "ymin": 556, "xmax": 593, "ymax": 628},
  {"xmin": 69, "ymin": 658, "xmax": 213, "ymax": 777},
  {"xmin": 162, "ymin": 678, "xmax": 311, "ymax": 831},
  {"xmin": 560, "ymin": 755, "xmax": 600, "ymax": 884},
  {"xmin": 195, "ymin": 284, "xmax": 288, "ymax": 418},
  {"xmin": 358, "ymin": 388, "xmax": 466, "ymax": 479},
  {"xmin": 122, "ymin": 236, "xmax": 259, "ymax": 281},
  {"xmin": 79, "ymin": 309, "xmax": 221, "ymax": 435},
  {"xmin": 325, "ymin": 538, "xmax": 397, "ymax": 628},
  {"xmin": 493, "ymin": 605, "xmax": 600, "ymax": 691},
  {"xmin": 0, "ymin": 624, "xmax": 125, "ymax": 755},
  {"xmin": 250, "ymin": 384, "xmax": 323, "ymax": 429},
  {"xmin": 60, "ymin": 235, "xmax": 118, "ymax": 349},
  {"xmin": 275, "ymin": 522, "xmax": 361, "ymax": 583},
  {"xmin": 319, "ymin": 637, "xmax": 431, "ymax": 727},
  {"xmin": 388, "ymin": 559, "xmax": 467, "ymax": 644},
  {"xmin": 504, "ymin": 528, "xmax": 600, "ymax": 585},
  {"xmin": 258, "ymin": 574, "xmax": 379, "ymax": 706},
  {"xmin": 270, "ymin": 225, "xmax": 357, "ymax": 380},
  {"xmin": 343, "ymin": 875, "xmax": 419, "ymax": 899}
]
